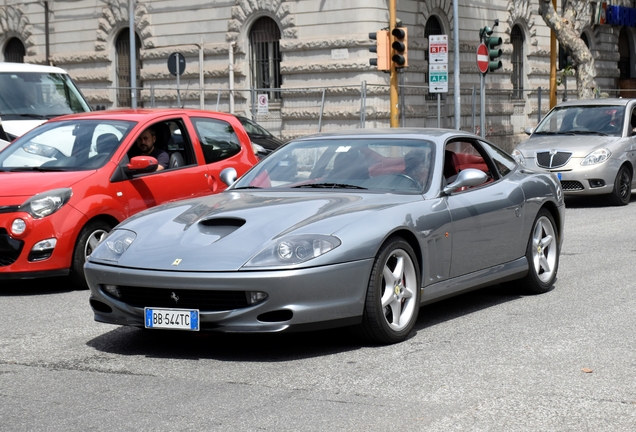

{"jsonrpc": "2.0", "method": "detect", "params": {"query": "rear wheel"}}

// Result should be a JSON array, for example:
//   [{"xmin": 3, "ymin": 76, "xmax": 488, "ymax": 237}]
[
  {"xmin": 69, "ymin": 220, "xmax": 112, "ymax": 289},
  {"xmin": 517, "ymin": 209, "xmax": 559, "ymax": 294},
  {"xmin": 357, "ymin": 237, "xmax": 421, "ymax": 344},
  {"xmin": 609, "ymin": 165, "xmax": 632, "ymax": 206}
]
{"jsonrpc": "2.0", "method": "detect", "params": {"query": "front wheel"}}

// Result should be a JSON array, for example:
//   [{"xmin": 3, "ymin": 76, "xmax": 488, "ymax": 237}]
[
  {"xmin": 517, "ymin": 209, "xmax": 559, "ymax": 294},
  {"xmin": 609, "ymin": 165, "xmax": 632, "ymax": 206},
  {"xmin": 357, "ymin": 237, "xmax": 421, "ymax": 344},
  {"xmin": 69, "ymin": 220, "xmax": 113, "ymax": 289}
]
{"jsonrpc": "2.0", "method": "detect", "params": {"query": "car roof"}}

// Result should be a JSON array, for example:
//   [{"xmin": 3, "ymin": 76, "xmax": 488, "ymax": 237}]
[
  {"xmin": 292, "ymin": 127, "xmax": 482, "ymax": 142},
  {"xmin": 0, "ymin": 62, "xmax": 71, "ymax": 75},
  {"xmin": 554, "ymin": 98, "xmax": 635, "ymax": 107},
  {"xmin": 47, "ymin": 108, "xmax": 240, "ymax": 122}
]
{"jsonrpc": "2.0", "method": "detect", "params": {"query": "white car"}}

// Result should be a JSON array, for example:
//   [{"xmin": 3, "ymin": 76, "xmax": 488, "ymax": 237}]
[
  {"xmin": 513, "ymin": 98, "xmax": 636, "ymax": 206},
  {"xmin": 0, "ymin": 62, "xmax": 91, "ymax": 140}
]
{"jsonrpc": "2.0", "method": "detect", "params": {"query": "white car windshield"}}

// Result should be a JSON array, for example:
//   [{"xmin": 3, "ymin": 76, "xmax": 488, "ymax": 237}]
[
  {"xmin": 0, "ymin": 72, "xmax": 90, "ymax": 120},
  {"xmin": 534, "ymin": 105, "xmax": 625, "ymax": 136},
  {"xmin": 234, "ymin": 138, "xmax": 436, "ymax": 194},
  {"xmin": 0, "ymin": 119, "xmax": 135, "ymax": 171}
]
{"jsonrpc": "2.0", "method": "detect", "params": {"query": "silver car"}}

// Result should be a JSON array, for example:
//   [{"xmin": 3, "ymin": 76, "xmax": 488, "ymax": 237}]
[
  {"xmin": 86, "ymin": 129, "xmax": 565, "ymax": 344},
  {"xmin": 513, "ymin": 98, "xmax": 636, "ymax": 205}
]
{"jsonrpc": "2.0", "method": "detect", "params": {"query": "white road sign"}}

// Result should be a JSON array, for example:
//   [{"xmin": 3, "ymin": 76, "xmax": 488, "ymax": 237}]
[
  {"xmin": 428, "ymin": 35, "xmax": 448, "ymax": 64},
  {"xmin": 257, "ymin": 94, "xmax": 269, "ymax": 115},
  {"xmin": 429, "ymin": 64, "xmax": 448, "ymax": 93}
]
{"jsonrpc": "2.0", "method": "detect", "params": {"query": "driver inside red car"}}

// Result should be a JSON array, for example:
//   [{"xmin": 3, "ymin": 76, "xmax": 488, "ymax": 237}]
[{"xmin": 129, "ymin": 126, "xmax": 169, "ymax": 170}]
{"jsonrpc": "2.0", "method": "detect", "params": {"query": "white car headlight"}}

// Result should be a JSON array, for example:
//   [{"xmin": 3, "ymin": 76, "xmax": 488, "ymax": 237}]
[
  {"xmin": 88, "ymin": 229, "xmax": 136, "ymax": 263},
  {"xmin": 21, "ymin": 188, "xmax": 72, "ymax": 218},
  {"xmin": 511, "ymin": 149, "xmax": 526, "ymax": 166},
  {"xmin": 245, "ymin": 234, "xmax": 341, "ymax": 267},
  {"xmin": 581, "ymin": 148, "xmax": 611, "ymax": 166}
]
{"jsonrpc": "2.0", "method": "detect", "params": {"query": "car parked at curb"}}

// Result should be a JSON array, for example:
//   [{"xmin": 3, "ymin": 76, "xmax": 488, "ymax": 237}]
[
  {"xmin": 235, "ymin": 115, "xmax": 284, "ymax": 159},
  {"xmin": 513, "ymin": 98, "xmax": 636, "ymax": 205},
  {"xmin": 0, "ymin": 109, "xmax": 258, "ymax": 287},
  {"xmin": 86, "ymin": 128, "xmax": 565, "ymax": 344}
]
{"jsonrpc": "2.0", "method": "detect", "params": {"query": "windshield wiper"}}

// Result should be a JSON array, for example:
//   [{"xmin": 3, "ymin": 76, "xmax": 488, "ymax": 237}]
[
  {"xmin": 7, "ymin": 166, "xmax": 68, "ymax": 172},
  {"xmin": 292, "ymin": 182, "xmax": 368, "ymax": 190},
  {"xmin": 231, "ymin": 186, "xmax": 263, "ymax": 190},
  {"xmin": 13, "ymin": 113, "xmax": 50, "ymax": 120},
  {"xmin": 567, "ymin": 131, "xmax": 609, "ymax": 136}
]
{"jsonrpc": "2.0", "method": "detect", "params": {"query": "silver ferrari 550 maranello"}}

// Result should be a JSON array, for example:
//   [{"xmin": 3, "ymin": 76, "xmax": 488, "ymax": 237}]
[{"xmin": 86, "ymin": 128, "xmax": 565, "ymax": 344}]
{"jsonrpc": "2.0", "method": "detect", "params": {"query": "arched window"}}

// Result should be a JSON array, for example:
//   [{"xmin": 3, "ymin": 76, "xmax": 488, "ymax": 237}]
[
  {"xmin": 249, "ymin": 17, "xmax": 282, "ymax": 101},
  {"xmin": 115, "ymin": 29, "xmax": 142, "ymax": 107},
  {"xmin": 511, "ymin": 25, "xmax": 524, "ymax": 99},
  {"xmin": 425, "ymin": 16, "xmax": 444, "ymax": 100},
  {"xmin": 4, "ymin": 38, "xmax": 25, "ymax": 63},
  {"xmin": 619, "ymin": 28, "xmax": 631, "ymax": 79}
]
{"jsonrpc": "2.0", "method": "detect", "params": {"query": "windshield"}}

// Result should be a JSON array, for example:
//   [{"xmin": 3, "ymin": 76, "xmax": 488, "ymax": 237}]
[
  {"xmin": 534, "ymin": 105, "xmax": 625, "ymax": 136},
  {"xmin": 233, "ymin": 138, "xmax": 435, "ymax": 193},
  {"xmin": 0, "ymin": 119, "xmax": 135, "ymax": 171},
  {"xmin": 0, "ymin": 72, "xmax": 91, "ymax": 120}
]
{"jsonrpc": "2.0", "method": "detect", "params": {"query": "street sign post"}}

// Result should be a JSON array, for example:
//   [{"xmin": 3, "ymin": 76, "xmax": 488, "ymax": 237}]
[
  {"xmin": 428, "ymin": 35, "xmax": 448, "ymax": 64},
  {"xmin": 168, "ymin": 52, "xmax": 186, "ymax": 107},
  {"xmin": 477, "ymin": 43, "xmax": 489, "ymax": 74},
  {"xmin": 428, "ymin": 64, "xmax": 448, "ymax": 93},
  {"xmin": 428, "ymin": 34, "xmax": 449, "ymax": 127}
]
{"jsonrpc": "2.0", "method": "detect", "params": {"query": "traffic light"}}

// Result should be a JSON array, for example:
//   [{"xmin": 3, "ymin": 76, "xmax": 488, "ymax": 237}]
[
  {"xmin": 484, "ymin": 28, "xmax": 503, "ymax": 72},
  {"xmin": 369, "ymin": 30, "xmax": 390, "ymax": 71},
  {"xmin": 391, "ymin": 27, "xmax": 408, "ymax": 68}
]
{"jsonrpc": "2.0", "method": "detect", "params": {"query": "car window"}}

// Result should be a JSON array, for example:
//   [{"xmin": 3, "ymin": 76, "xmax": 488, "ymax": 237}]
[
  {"xmin": 0, "ymin": 119, "xmax": 134, "ymax": 170},
  {"xmin": 191, "ymin": 117, "xmax": 242, "ymax": 164},
  {"xmin": 234, "ymin": 138, "xmax": 435, "ymax": 194},
  {"xmin": 535, "ymin": 105, "xmax": 625, "ymax": 136},
  {"xmin": 125, "ymin": 119, "xmax": 197, "ymax": 172},
  {"xmin": 444, "ymin": 140, "xmax": 493, "ymax": 188},
  {"xmin": 479, "ymin": 140, "xmax": 516, "ymax": 177}
]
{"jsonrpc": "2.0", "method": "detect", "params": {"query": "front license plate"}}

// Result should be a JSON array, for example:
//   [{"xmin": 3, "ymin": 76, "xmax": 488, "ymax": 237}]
[{"xmin": 144, "ymin": 308, "xmax": 199, "ymax": 331}]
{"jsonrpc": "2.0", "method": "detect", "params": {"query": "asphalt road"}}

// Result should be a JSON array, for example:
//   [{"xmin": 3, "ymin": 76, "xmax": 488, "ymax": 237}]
[{"xmin": 1, "ymin": 196, "xmax": 636, "ymax": 431}]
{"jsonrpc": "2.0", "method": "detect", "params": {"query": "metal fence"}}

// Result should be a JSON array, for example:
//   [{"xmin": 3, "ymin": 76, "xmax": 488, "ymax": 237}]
[{"xmin": 77, "ymin": 81, "xmax": 633, "ymax": 149}]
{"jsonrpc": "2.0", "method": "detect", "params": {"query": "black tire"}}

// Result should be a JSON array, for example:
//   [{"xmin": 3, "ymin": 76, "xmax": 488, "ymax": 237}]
[
  {"xmin": 69, "ymin": 220, "xmax": 112, "ymax": 289},
  {"xmin": 357, "ymin": 237, "xmax": 421, "ymax": 344},
  {"xmin": 609, "ymin": 165, "xmax": 632, "ymax": 206},
  {"xmin": 516, "ymin": 209, "xmax": 559, "ymax": 294}
]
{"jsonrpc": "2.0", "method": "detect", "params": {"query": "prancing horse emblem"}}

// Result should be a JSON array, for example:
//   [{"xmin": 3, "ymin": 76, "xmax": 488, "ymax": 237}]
[{"xmin": 171, "ymin": 292, "xmax": 179, "ymax": 304}]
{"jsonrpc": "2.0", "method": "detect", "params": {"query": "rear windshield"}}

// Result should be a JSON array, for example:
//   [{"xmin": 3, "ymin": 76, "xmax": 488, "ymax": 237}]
[{"xmin": 0, "ymin": 72, "xmax": 91, "ymax": 120}]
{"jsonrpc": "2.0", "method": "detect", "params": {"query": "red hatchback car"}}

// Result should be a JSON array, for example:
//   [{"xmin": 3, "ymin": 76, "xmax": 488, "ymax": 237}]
[{"xmin": 0, "ymin": 109, "xmax": 258, "ymax": 287}]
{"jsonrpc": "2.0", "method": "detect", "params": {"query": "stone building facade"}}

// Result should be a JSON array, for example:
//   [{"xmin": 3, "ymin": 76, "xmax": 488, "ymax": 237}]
[{"xmin": 1, "ymin": 0, "xmax": 635, "ymax": 151}]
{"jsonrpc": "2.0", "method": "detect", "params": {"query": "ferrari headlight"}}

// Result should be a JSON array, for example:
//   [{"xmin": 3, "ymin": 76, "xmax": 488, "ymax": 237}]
[
  {"xmin": 88, "ymin": 229, "xmax": 136, "ymax": 263},
  {"xmin": 511, "ymin": 149, "xmax": 526, "ymax": 166},
  {"xmin": 244, "ymin": 234, "xmax": 341, "ymax": 267},
  {"xmin": 581, "ymin": 148, "xmax": 611, "ymax": 166},
  {"xmin": 21, "ymin": 188, "xmax": 72, "ymax": 219}
]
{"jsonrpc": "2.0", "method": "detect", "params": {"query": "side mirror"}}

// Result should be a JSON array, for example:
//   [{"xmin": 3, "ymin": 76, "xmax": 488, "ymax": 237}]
[
  {"xmin": 524, "ymin": 127, "xmax": 534, "ymax": 135},
  {"xmin": 443, "ymin": 168, "xmax": 488, "ymax": 194},
  {"xmin": 220, "ymin": 167, "xmax": 238, "ymax": 186},
  {"xmin": 127, "ymin": 156, "xmax": 158, "ymax": 173}
]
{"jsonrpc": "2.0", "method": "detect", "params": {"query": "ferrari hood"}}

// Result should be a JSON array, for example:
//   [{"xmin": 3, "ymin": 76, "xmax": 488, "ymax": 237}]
[
  {"xmin": 109, "ymin": 191, "xmax": 413, "ymax": 272},
  {"xmin": 0, "ymin": 170, "xmax": 97, "ymax": 200},
  {"xmin": 516, "ymin": 134, "xmax": 622, "ymax": 158}
]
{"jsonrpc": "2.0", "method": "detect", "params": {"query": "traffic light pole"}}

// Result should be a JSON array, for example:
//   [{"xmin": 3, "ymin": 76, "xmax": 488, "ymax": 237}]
[{"xmin": 389, "ymin": 0, "xmax": 399, "ymax": 127}]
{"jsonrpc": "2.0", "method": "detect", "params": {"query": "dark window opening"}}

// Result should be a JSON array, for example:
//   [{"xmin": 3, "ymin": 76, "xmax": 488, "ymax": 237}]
[
  {"xmin": 4, "ymin": 38, "xmax": 25, "ymax": 63},
  {"xmin": 249, "ymin": 17, "xmax": 282, "ymax": 102},
  {"xmin": 511, "ymin": 25, "xmax": 524, "ymax": 99},
  {"xmin": 115, "ymin": 29, "xmax": 142, "ymax": 107}
]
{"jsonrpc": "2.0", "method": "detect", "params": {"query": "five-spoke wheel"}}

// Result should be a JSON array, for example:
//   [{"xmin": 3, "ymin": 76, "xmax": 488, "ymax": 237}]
[{"xmin": 358, "ymin": 237, "xmax": 421, "ymax": 344}]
